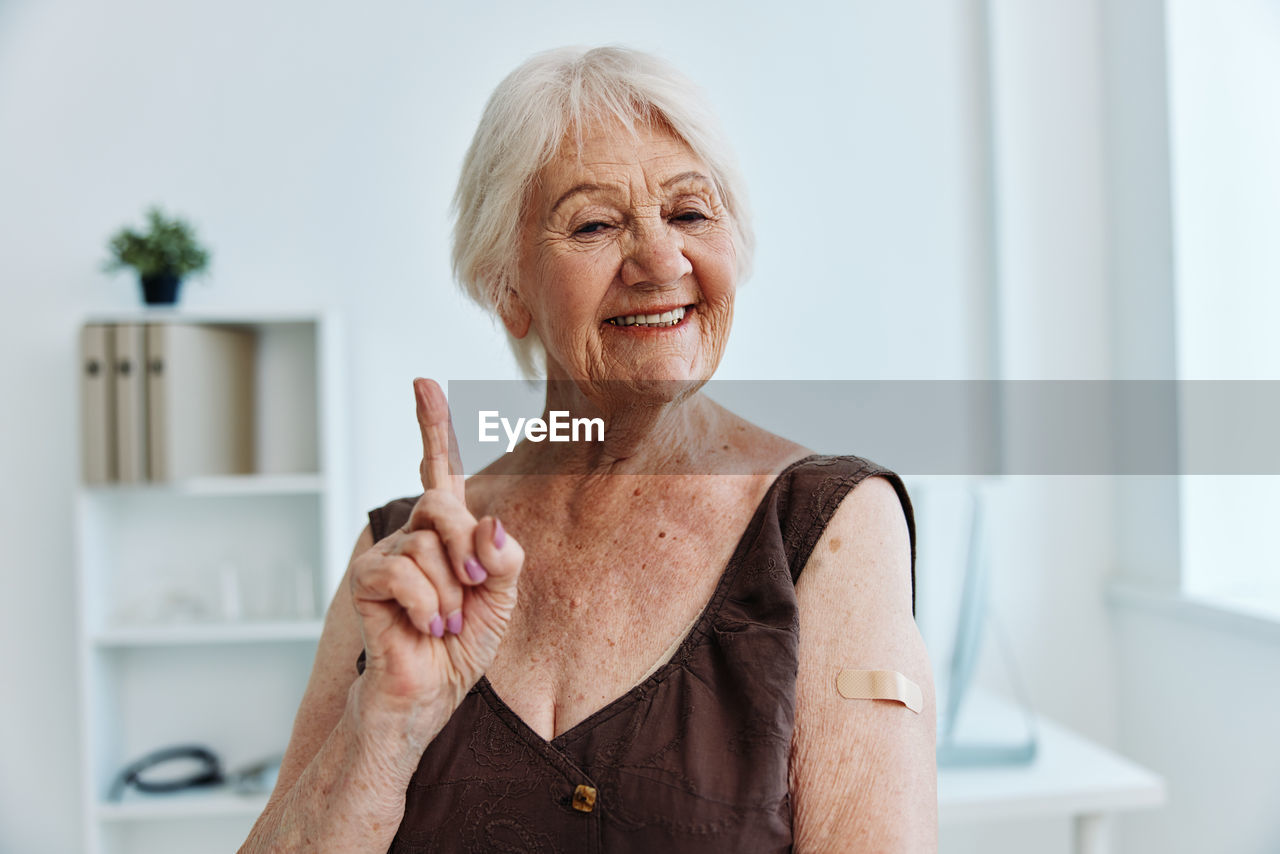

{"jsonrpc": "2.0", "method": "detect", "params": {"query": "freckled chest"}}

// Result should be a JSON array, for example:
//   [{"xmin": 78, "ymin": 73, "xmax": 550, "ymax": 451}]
[{"xmin": 474, "ymin": 475, "xmax": 771, "ymax": 739}]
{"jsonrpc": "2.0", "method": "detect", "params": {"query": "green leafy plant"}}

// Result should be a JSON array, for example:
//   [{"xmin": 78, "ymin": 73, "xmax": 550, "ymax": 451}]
[{"xmin": 103, "ymin": 206, "xmax": 211, "ymax": 279}]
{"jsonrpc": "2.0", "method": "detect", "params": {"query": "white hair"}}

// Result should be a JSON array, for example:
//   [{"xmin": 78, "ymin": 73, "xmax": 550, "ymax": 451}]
[{"xmin": 451, "ymin": 45, "xmax": 755, "ymax": 378}]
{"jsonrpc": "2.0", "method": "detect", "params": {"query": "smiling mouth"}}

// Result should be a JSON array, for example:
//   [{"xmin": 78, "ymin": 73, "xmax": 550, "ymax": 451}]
[{"xmin": 605, "ymin": 305, "xmax": 691, "ymax": 328}]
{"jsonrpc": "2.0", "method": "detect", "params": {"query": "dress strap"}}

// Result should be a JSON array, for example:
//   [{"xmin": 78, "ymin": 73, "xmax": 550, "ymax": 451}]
[
  {"xmin": 368, "ymin": 495, "xmax": 419, "ymax": 542},
  {"xmin": 778, "ymin": 455, "xmax": 917, "ymax": 617}
]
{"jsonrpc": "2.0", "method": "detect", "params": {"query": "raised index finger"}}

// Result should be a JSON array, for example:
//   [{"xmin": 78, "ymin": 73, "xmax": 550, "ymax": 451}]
[{"xmin": 414, "ymin": 377, "xmax": 465, "ymax": 503}]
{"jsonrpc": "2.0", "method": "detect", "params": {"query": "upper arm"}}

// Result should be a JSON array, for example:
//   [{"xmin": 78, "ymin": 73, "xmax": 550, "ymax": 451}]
[
  {"xmin": 262, "ymin": 523, "xmax": 375, "ymax": 812},
  {"xmin": 790, "ymin": 476, "xmax": 937, "ymax": 853}
]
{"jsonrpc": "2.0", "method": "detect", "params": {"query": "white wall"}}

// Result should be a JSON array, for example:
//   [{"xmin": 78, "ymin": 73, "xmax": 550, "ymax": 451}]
[
  {"xmin": 982, "ymin": 0, "xmax": 1115, "ymax": 735},
  {"xmin": 0, "ymin": 2, "xmax": 996, "ymax": 851},
  {"xmin": 1105, "ymin": 2, "xmax": 1280, "ymax": 852},
  {"xmin": 941, "ymin": 3, "xmax": 1119, "ymax": 851},
  {"xmin": 1113, "ymin": 602, "xmax": 1280, "ymax": 854}
]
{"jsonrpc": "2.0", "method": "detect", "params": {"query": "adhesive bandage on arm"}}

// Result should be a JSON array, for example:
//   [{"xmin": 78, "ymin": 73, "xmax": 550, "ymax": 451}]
[{"xmin": 836, "ymin": 669, "xmax": 923, "ymax": 714}]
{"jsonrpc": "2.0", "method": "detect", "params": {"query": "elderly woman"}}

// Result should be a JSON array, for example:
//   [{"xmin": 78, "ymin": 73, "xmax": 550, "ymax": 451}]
[{"xmin": 243, "ymin": 46, "xmax": 935, "ymax": 852}]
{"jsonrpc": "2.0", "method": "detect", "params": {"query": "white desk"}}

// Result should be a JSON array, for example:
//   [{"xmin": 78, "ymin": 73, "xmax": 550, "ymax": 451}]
[{"xmin": 937, "ymin": 692, "xmax": 1166, "ymax": 854}]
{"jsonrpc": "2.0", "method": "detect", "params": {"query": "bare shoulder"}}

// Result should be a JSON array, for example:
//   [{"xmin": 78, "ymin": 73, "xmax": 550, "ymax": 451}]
[
  {"xmin": 798, "ymin": 474, "xmax": 913, "ymax": 621},
  {"xmin": 790, "ymin": 475, "xmax": 937, "ymax": 852}
]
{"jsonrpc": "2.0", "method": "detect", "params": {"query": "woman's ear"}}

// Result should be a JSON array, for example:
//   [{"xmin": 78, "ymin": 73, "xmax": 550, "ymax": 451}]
[{"xmin": 498, "ymin": 286, "xmax": 532, "ymax": 339}]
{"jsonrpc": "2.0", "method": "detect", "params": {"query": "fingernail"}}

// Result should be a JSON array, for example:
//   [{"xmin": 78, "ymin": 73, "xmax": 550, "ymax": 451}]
[
  {"xmin": 429, "ymin": 615, "xmax": 444, "ymax": 638},
  {"xmin": 465, "ymin": 557, "xmax": 488, "ymax": 583},
  {"xmin": 446, "ymin": 610, "xmax": 463, "ymax": 635},
  {"xmin": 493, "ymin": 518, "xmax": 507, "ymax": 550}
]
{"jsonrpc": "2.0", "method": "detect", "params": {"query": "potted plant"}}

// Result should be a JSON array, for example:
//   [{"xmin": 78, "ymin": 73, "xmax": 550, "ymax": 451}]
[{"xmin": 103, "ymin": 206, "xmax": 211, "ymax": 305}]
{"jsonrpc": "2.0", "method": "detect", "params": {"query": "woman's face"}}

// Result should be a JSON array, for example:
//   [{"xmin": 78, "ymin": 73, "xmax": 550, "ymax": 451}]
[{"xmin": 508, "ymin": 118, "xmax": 738, "ymax": 398}]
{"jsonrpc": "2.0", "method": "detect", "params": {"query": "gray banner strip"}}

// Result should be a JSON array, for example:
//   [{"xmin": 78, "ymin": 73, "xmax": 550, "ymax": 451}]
[{"xmin": 443, "ymin": 380, "xmax": 1278, "ymax": 475}]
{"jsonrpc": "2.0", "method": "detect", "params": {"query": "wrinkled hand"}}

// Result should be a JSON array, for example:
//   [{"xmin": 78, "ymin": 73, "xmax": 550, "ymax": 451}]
[{"xmin": 350, "ymin": 378, "xmax": 524, "ymax": 717}]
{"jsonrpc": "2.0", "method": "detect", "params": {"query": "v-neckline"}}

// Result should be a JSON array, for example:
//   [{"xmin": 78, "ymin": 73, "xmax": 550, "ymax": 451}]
[{"xmin": 474, "ymin": 453, "xmax": 818, "ymax": 752}]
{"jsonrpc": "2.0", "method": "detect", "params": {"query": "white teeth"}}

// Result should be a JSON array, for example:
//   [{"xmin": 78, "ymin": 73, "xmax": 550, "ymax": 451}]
[{"xmin": 608, "ymin": 306, "xmax": 689, "ymax": 327}]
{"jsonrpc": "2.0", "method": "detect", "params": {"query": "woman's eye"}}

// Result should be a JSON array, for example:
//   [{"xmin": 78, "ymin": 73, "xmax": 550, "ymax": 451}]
[
  {"xmin": 671, "ymin": 211, "xmax": 707, "ymax": 224},
  {"xmin": 574, "ymin": 221, "xmax": 610, "ymax": 235}
]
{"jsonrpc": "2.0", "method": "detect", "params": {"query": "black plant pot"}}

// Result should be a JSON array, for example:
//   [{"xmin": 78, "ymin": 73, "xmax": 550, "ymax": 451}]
[{"xmin": 140, "ymin": 272, "xmax": 182, "ymax": 305}]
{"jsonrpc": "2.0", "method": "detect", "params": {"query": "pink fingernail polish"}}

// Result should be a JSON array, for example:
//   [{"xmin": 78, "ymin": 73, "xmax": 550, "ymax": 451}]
[
  {"xmin": 446, "ymin": 610, "xmax": 463, "ymax": 634},
  {"xmin": 465, "ymin": 557, "xmax": 488, "ymax": 583},
  {"xmin": 493, "ymin": 518, "xmax": 507, "ymax": 549},
  {"xmin": 429, "ymin": 615, "xmax": 444, "ymax": 638}
]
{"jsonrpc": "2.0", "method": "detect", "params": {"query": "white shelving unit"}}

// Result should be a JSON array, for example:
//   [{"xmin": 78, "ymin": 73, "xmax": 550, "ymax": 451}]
[{"xmin": 75, "ymin": 311, "xmax": 346, "ymax": 854}]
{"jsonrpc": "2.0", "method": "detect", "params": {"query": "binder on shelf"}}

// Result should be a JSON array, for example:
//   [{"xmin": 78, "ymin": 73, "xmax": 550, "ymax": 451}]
[
  {"xmin": 145, "ymin": 323, "xmax": 255, "ymax": 481},
  {"xmin": 79, "ymin": 323, "xmax": 116, "ymax": 484},
  {"xmin": 113, "ymin": 324, "xmax": 147, "ymax": 484}
]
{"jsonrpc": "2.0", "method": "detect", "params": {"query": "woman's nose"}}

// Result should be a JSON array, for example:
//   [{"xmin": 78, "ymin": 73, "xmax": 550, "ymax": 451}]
[{"xmin": 620, "ymin": 222, "xmax": 692, "ymax": 287}]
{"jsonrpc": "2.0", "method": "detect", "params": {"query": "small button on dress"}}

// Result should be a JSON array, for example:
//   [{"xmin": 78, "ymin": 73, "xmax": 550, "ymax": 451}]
[{"xmin": 572, "ymin": 785, "xmax": 597, "ymax": 813}]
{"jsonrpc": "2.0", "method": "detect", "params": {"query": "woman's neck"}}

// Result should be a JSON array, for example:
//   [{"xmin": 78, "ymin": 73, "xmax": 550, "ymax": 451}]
[{"xmin": 503, "ymin": 377, "xmax": 724, "ymax": 477}]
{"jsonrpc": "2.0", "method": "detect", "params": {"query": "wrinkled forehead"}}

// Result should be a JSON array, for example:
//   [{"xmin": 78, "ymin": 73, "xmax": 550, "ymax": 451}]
[
  {"xmin": 560, "ymin": 109, "xmax": 680, "ymax": 160},
  {"xmin": 529, "ymin": 114, "xmax": 710, "ymax": 207}
]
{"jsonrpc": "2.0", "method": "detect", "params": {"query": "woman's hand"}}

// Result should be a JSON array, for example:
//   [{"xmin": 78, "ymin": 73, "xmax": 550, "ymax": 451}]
[
  {"xmin": 349, "ymin": 378, "xmax": 524, "ymax": 727},
  {"xmin": 238, "ymin": 380, "xmax": 522, "ymax": 852}
]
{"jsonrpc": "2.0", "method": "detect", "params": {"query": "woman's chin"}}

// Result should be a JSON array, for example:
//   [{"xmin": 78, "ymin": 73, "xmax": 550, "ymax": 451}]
[
  {"xmin": 550, "ymin": 344, "xmax": 720, "ymax": 410},
  {"xmin": 598, "ymin": 368, "xmax": 710, "ymax": 410},
  {"xmin": 556, "ymin": 362, "xmax": 704, "ymax": 409},
  {"xmin": 629, "ymin": 374, "xmax": 705, "ymax": 399}
]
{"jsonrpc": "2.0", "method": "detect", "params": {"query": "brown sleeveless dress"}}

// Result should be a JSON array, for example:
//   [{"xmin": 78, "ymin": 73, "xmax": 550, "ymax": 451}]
[{"xmin": 359, "ymin": 454, "xmax": 916, "ymax": 853}]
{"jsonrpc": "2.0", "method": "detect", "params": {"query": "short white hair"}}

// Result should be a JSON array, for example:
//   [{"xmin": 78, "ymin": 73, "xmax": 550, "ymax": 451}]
[{"xmin": 451, "ymin": 45, "xmax": 755, "ymax": 378}]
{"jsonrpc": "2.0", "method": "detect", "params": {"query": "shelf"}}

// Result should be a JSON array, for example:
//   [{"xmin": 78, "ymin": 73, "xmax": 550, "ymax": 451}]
[
  {"xmin": 84, "ymin": 473, "xmax": 324, "ymax": 497},
  {"xmin": 97, "ymin": 788, "xmax": 269, "ymax": 822},
  {"xmin": 93, "ymin": 620, "xmax": 324, "ymax": 647},
  {"xmin": 83, "ymin": 309, "xmax": 328, "ymax": 327},
  {"xmin": 77, "ymin": 313, "xmax": 345, "ymax": 854}
]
